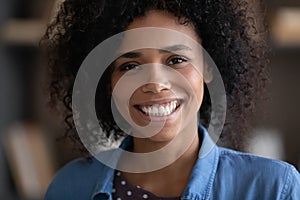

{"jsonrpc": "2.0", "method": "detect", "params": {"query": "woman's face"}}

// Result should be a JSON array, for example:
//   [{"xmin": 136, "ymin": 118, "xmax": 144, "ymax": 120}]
[{"xmin": 111, "ymin": 10, "xmax": 204, "ymax": 143}]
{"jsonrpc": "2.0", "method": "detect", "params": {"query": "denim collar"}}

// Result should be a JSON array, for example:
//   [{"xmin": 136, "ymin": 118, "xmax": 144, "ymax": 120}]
[
  {"xmin": 181, "ymin": 126, "xmax": 219, "ymax": 199},
  {"xmin": 92, "ymin": 126, "xmax": 219, "ymax": 200}
]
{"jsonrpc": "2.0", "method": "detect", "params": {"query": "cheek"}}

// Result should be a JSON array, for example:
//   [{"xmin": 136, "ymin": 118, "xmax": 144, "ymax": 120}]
[
  {"xmin": 111, "ymin": 73, "xmax": 118, "ymax": 90},
  {"xmin": 111, "ymin": 72, "xmax": 123, "ymax": 93},
  {"xmin": 196, "ymin": 81, "xmax": 204, "ymax": 108},
  {"xmin": 182, "ymin": 67, "xmax": 204, "ymax": 107}
]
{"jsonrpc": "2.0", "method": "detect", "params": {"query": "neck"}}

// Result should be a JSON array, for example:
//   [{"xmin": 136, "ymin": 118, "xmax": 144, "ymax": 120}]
[{"xmin": 123, "ymin": 122, "xmax": 200, "ymax": 197}]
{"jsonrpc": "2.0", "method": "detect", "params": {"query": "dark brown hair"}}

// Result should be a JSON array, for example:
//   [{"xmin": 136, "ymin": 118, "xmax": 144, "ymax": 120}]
[{"xmin": 41, "ymin": 0, "xmax": 269, "ymax": 154}]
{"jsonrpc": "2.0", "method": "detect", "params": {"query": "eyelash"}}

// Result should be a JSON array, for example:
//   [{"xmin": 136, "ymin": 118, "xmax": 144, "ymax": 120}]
[
  {"xmin": 118, "ymin": 56, "xmax": 189, "ymax": 71},
  {"xmin": 167, "ymin": 56, "xmax": 188, "ymax": 65},
  {"xmin": 119, "ymin": 63, "xmax": 140, "ymax": 71}
]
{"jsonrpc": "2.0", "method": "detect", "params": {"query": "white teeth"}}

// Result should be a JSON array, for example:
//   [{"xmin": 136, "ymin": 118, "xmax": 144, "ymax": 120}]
[
  {"xmin": 139, "ymin": 100, "xmax": 179, "ymax": 117},
  {"xmin": 159, "ymin": 106, "xmax": 165, "ymax": 115},
  {"xmin": 153, "ymin": 107, "xmax": 158, "ymax": 116},
  {"xmin": 171, "ymin": 101, "xmax": 175, "ymax": 111}
]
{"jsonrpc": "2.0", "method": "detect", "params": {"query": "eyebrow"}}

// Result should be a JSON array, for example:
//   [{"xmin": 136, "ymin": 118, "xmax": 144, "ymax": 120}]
[
  {"xmin": 159, "ymin": 44, "xmax": 192, "ymax": 53},
  {"xmin": 118, "ymin": 52, "xmax": 142, "ymax": 58},
  {"xmin": 117, "ymin": 44, "xmax": 192, "ymax": 58}
]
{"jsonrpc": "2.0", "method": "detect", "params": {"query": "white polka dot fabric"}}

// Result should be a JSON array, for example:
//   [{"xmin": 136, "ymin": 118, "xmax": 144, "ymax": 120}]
[{"xmin": 112, "ymin": 171, "xmax": 181, "ymax": 200}]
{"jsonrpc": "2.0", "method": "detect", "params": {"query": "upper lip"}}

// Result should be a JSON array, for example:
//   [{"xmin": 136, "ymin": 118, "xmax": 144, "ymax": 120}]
[{"xmin": 134, "ymin": 98, "xmax": 182, "ymax": 106}]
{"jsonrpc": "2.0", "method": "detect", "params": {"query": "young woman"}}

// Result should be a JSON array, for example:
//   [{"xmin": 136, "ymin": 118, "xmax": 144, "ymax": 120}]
[{"xmin": 42, "ymin": 0, "xmax": 300, "ymax": 199}]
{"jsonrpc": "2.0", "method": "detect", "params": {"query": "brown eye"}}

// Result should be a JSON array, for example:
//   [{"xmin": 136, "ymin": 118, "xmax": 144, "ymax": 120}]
[
  {"xmin": 168, "ymin": 56, "xmax": 188, "ymax": 65},
  {"xmin": 119, "ymin": 63, "xmax": 141, "ymax": 71}
]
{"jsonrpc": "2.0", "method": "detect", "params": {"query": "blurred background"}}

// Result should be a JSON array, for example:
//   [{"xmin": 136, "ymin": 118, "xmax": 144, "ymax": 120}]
[{"xmin": 0, "ymin": 0, "xmax": 299, "ymax": 199}]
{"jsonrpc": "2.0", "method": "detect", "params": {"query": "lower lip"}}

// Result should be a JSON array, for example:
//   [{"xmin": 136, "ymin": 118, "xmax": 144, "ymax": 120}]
[{"xmin": 134, "ymin": 105, "xmax": 181, "ymax": 122}]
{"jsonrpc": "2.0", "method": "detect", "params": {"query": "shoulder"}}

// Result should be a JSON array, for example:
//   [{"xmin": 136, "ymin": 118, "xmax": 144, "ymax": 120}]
[
  {"xmin": 45, "ymin": 157, "xmax": 107, "ymax": 200},
  {"xmin": 218, "ymin": 147, "xmax": 292, "ymax": 171},
  {"xmin": 214, "ymin": 147, "xmax": 300, "ymax": 199}
]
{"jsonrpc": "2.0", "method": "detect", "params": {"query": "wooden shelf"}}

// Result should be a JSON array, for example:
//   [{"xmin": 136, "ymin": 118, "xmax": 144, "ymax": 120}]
[
  {"xmin": 271, "ymin": 7, "xmax": 300, "ymax": 47},
  {"xmin": 1, "ymin": 19, "xmax": 46, "ymax": 45},
  {"xmin": 0, "ymin": 0, "xmax": 62, "ymax": 45},
  {"xmin": 4, "ymin": 123, "xmax": 55, "ymax": 200}
]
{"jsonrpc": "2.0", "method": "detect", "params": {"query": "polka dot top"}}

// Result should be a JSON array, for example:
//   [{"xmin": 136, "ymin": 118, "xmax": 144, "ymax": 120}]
[{"xmin": 112, "ymin": 171, "xmax": 181, "ymax": 200}]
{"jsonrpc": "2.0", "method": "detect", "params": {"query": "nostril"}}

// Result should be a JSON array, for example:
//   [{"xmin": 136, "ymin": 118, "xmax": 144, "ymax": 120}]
[{"xmin": 141, "ymin": 82, "xmax": 170, "ymax": 93}]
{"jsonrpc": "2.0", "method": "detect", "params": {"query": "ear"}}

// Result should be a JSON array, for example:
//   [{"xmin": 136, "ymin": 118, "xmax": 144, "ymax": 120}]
[{"xmin": 203, "ymin": 62, "xmax": 213, "ymax": 83}]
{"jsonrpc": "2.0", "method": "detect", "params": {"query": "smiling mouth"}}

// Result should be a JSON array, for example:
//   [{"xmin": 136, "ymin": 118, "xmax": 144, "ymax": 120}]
[{"xmin": 134, "ymin": 99, "xmax": 182, "ymax": 117}]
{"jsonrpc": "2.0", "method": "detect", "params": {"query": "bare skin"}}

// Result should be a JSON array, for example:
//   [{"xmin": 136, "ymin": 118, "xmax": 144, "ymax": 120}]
[{"xmin": 122, "ymin": 136, "xmax": 199, "ymax": 197}]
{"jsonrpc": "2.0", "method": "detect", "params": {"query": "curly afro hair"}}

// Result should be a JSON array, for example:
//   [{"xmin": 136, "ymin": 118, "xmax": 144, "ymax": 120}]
[{"xmin": 40, "ymin": 0, "xmax": 269, "ymax": 154}]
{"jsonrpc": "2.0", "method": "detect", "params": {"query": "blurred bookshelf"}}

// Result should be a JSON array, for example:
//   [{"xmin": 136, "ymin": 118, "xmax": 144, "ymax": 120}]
[
  {"xmin": 3, "ymin": 123, "xmax": 55, "ymax": 200},
  {"xmin": 0, "ymin": 1, "xmax": 63, "ymax": 199},
  {"xmin": 267, "ymin": 2, "xmax": 300, "ymax": 169},
  {"xmin": 271, "ymin": 7, "xmax": 300, "ymax": 48},
  {"xmin": 1, "ymin": 0, "xmax": 61, "ymax": 46}
]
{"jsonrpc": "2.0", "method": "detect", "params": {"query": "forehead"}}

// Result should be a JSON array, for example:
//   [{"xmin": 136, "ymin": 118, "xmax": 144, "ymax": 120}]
[
  {"xmin": 116, "ymin": 10, "xmax": 200, "ymax": 54},
  {"xmin": 117, "ymin": 28, "xmax": 201, "ymax": 57},
  {"xmin": 127, "ymin": 10, "xmax": 200, "ymax": 42}
]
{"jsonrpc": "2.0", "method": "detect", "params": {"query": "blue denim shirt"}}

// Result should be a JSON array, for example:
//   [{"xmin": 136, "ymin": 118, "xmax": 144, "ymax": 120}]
[{"xmin": 45, "ymin": 128, "xmax": 300, "ymax": 200}]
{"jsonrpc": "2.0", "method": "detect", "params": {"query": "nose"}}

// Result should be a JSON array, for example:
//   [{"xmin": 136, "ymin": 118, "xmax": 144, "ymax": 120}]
[
  {"xmin": 141, "ymin": 82, "xmax": 171, "ymax": 93},
  {"xmin": 141, "ymin": 65, "xmax": 171, "ymax": 93}
]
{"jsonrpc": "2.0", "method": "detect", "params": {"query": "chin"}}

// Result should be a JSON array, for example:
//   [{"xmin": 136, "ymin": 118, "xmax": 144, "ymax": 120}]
[{"xmin": 147, "ymin": 127, "xmax": 179, "ymax": 143}]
